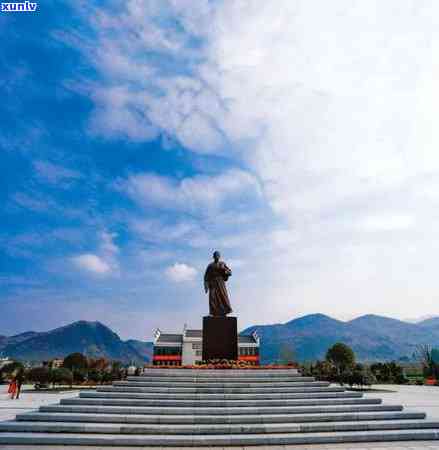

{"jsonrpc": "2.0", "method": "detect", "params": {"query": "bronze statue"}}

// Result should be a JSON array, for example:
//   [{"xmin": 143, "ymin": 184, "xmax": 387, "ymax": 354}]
[{"xmin": 204, "ymin": 251, "xmax": 232, "ymax": 316}]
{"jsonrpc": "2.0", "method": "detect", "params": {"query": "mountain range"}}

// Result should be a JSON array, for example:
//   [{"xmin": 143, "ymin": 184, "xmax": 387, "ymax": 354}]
[
  {"xmin": 0, "ymin": 321, "xmax": 153, "ymax": 364},
  {"xmin": 2, "ymin": 314, "xmax": 439, "ymax": 364},
  {"xmin": 242, "ymin": 314, "xmax": 439, "ymax": 364}
]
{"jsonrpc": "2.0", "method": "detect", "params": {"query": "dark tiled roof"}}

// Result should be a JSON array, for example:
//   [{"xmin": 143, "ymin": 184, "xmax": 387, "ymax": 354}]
[
  {"xmin": 238, "ymin": 335, "xmax": 257, "ymax": 344},
  {"xmin": 155, "ymin": 331, "xmax": 258, "ymax": 345},
  {"xmin": 185, "ymin": 329, "xmax": 202, "ymax": 338},
  {"xmin": 156, "ymin": 333, "xmax": 183, "ymax": 344}
]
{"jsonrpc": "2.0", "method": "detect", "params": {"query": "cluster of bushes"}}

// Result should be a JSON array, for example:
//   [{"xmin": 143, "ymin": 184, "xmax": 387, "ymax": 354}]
[
  {"xmin": 417, "ymin": 345, "xmax": 439, "ymax": 380},
  {"xmin": 57, "ymin": 353, "xmax": 126, "ymax": 385},
  {"xmin": 0, "ymin": 353, "xmax": 127, "ymax": 388},
  {"xmin": 343, "ymin": 364, "xmax": 377, "ymax": 387},
  {"xmin": 301, "ymin": 342, "xmax": 407, "ymax": 388},
  {"xmin": 369, "ymin": 362, "xmax": 407, "ymax": 384},
  {"xmin": 0, "ymin": 361, "xmax": 25, "ymax": 383},
  {"xmin": 302, "ymin": 361, "xmax": 377, "ymax": 388},
  {"xmin": 27, "ymin": 366, "xmax": 74, "ymax": 388}
]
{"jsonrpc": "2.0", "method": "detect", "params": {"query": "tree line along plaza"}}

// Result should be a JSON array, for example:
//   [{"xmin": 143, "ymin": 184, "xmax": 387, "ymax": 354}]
[{"xmin": 153, "ymin": 327, "xmax": 260, "ymax": 366}]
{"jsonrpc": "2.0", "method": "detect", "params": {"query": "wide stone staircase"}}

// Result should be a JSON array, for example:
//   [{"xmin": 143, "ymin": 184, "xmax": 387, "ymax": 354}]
[{"xmin": 1, "ymin": 367, "xmax": 439, "ymax": 446}]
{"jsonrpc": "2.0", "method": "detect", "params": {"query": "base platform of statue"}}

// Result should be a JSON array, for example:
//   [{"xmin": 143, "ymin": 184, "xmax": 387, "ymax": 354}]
[{"xmin": 202, "ymin": 316, "xmax": 238, "ymax": 361}]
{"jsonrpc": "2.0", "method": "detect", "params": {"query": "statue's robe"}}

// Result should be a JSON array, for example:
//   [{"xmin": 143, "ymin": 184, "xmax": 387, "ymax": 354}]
[{"xmin": 204, "ymin": 261, "xmax": 232, "ymax": 316}]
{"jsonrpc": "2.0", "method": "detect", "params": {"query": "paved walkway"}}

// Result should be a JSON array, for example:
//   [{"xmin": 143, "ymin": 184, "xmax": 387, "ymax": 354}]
[
  {"xmin": 365, "ymin": 384, "xmax": 439, "ymax": 421},
  {"xmin": 1, "ymin": 383, "xmax": 439, "ymax": 449},
  {"xmin": 0, "ymin": 383, "xmax": 79, "ymax": 422}
]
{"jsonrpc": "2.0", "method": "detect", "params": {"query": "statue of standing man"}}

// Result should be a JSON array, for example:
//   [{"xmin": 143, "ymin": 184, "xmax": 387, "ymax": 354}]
[{"xmin": 204, "ymin": 251, "xmax": 232, "ymax": 316}]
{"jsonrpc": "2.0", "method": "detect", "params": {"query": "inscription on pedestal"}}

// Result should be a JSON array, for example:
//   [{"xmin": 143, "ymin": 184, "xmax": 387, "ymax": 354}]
[{"xmin": 202, "ymin": 316, "xmax": 238, "ymax": 361}]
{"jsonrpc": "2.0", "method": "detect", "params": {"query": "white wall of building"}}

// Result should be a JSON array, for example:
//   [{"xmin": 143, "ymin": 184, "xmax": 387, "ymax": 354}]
[{"xmin": 182, "ymin": 339, "xmax": 202, "ymax": 365}]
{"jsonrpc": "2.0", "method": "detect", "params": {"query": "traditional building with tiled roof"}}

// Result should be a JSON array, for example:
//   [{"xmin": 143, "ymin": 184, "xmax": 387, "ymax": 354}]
[{"xmin": 153, "ymin": 325, "xmax": 260, "ymax": 366}]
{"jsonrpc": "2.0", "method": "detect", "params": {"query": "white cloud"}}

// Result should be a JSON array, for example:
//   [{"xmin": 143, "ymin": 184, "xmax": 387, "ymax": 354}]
[
  {"xmin": 358, "ymin": 214, "xmax": 415, "ymax": 232},
  {"xmin": 74, "ymin": 1, "xmax": 439, "ymax": 216},
  {"xmin": 99, "ymin": 230, "xmax": 119, "ymax": 257},
  {"xmin": 33, "ymin": 160, "xmax": 82, "ymax": 185},
  {"xmin": 131, "ymin": 218, "xmax": 201, "ymax": 244},
  {"xmin": 68, "ymin": 1, "xmax": 439, "ymax": 323},
  {"xmin": 165, "ymin": 262, "xmax": 197, "ymax": 283},
  {"xmin": 88, "ymin": 85, "xmax": 159, "ymax": 142},
  {"xmin": 71, "ymin": 253, "xmax": 111, "ymax": 275},
  {"xmin": 122, "ymin": 169, "xmax": 260, "ymax": 213},
  {"xmin": 13, "ymin": 192, "xmax": 58, "ymax": 212},
  {"xmin": 71, "ymin": 230, "xmax": 119, "ymax": 276}
]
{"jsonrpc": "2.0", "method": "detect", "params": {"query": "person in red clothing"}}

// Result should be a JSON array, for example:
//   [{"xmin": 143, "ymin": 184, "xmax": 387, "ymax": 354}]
[
  {"xmin": 14, "ymin": 369, "xmax": 24, "ymax": 399},
  {"xmin": 7, "ymin": 378, "xmax": 17, "ymax": 399}
]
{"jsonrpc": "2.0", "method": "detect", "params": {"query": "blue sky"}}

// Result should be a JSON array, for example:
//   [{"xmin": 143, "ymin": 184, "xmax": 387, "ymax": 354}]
[{"xmin": 2, "ymin": 1, "xmax": 439, "ymax": 339}]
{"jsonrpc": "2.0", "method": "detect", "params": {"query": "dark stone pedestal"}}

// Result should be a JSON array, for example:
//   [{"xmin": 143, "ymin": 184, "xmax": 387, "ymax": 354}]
[{"xmin": 202, "ymin": 316, "xmax": 238, "ymax": 361}]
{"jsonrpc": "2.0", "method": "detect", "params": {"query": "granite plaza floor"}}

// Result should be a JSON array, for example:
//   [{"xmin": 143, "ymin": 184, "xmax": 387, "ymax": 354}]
[
  {"xmin": 0, "ymin": 384, "xmax": 79, "ymax": 422},
  {"xmin": 1, "ymin": 383, "xmax": 439, "ymax": 449}
]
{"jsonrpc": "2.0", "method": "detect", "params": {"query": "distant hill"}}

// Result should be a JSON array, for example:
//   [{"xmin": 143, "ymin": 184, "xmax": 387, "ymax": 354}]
[
  {"xmin": 418, "ymin": 317, "xmax": 439, "ymax": 329},
  {"xmin": 242, "ymin": 313, "xmax": 439, "ymax": 364},
  {"xmin": 125, "ymin": 340, "xmax": 154, "ymax": 361},
  {"xmin": 0, "ymin": 321, "xmax": 152, "ymax": 364},
  {"xmin": 0, "ymin": 332, "xmax": 40, "ymax": 352},
  {"xmin": 349, "ymin": 314, "xmax": 439, "ymax": 347},
  {"xmin": 405, "ymin": 314, "xmax": 439, "ymax": 324},
  {"xmin": 6, "ymin": 332, "xmax": 39, "ymax": 346}
]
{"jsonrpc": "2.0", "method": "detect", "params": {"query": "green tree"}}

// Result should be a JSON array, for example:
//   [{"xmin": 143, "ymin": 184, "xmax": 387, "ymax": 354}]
[
  {"xmin": 348, "ymin": 364, "xmax": 376, "ymax": 388},
  {"xmin": 370, "ymin": 362, "xmax": 407, "ymax": 384},
  {"xmin": 431, "ymin": 348, "xmax": 439, "ymax": 379},
  {"xmin": 314, "ymin": 360, "xmax": 337, "ymax": 381},
  {"xmin": 101, "ymin": 371, "xmax": 114, "ymax": 384},
  {"xmin": 50, "ymin": 367, "xmax": 73, "ymax": 387},
  {"xmin": 87, "ymin": 369, "xmax": 103, "ymax": 384},
  {"xmin": 110, "ymin": 361, "xmax": 123, "ymax": 381},
  {"xmin": 88, "ymin": 357, "xmax": 110, "ymax": 372},
  {"xmin": 415, "ymin": 345, "xmax": 439, "ymax": 379},
  {"xmin": 27, "ymin": 367, "xmax": 51, "ymax": 385},
  {"xmin": 361, "ymin": 367, "xmax": 377, "ymax": 387},
  {"xmin": 388, "ymin": 362, "xmax": 407, "ymax": 384},
  {"xmin": 50, "ymin": 368, "xmax": 73, "ymax": 387},
  {"xmin": 63, "ymin": 353, "xmax": 88, "ymax": 371},
  {"xmin": 326, "ymin": 342, "xmax": 356, "ymax": 377},
  {"xmin": 0, "ymin": 362, "xmax": 24, "ymax": 381},
  {"xmin": 73, "ymin": 368, "xmax": 88, "ymax": 384}
]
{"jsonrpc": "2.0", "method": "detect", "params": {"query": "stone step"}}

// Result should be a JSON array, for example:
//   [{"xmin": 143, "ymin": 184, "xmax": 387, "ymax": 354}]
[
  {"xmin": 16, "ymin": 411, "xmax": 426, "ymax": 425},
  {"xmin": 139, "ymin": 369, "xmax": 300, "ymax": 377},
  {"xmin": 2, "ymin": 428, "xmax": 439, "ymax": 446},
  {"xmin": 2, "ymin": 366, "xmax": 432, "ymax": 448},
  {"xmin": 76, "ymin": 391, "xmax": 362, "ymax": 406},
  {"xmin": 128, "ymin": 376, "xmax": 310, "ymax": 383},
  {"xmin": 111, "ymin": 381, "xmax": 328, "ymax": 391},
  {"xmin": 99, "ymin": 384, "xmax": 332, "ymax": 394},
  {"xmin": 121, "ymin": 379, "xmax": 316, "ymax": 388},
  {"xmin": 60, "ymin": 396, "xmax": 379, "ymax": 408},
  {"xmin": 88, "ymin": 387, "xmax": 346, "ymax": 400},
  {"xmin": 1, "ymin": 419, "xmax": 438, "ymax": 436},
  {"xmin": 40, "ymin": 402, "xmax": 396, "ymax": 417}
]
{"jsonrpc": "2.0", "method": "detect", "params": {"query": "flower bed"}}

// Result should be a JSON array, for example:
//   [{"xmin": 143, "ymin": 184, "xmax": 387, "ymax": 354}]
[{"xmin": 145, "ymin": 360, "xmax": 298, "ymax": 369}]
